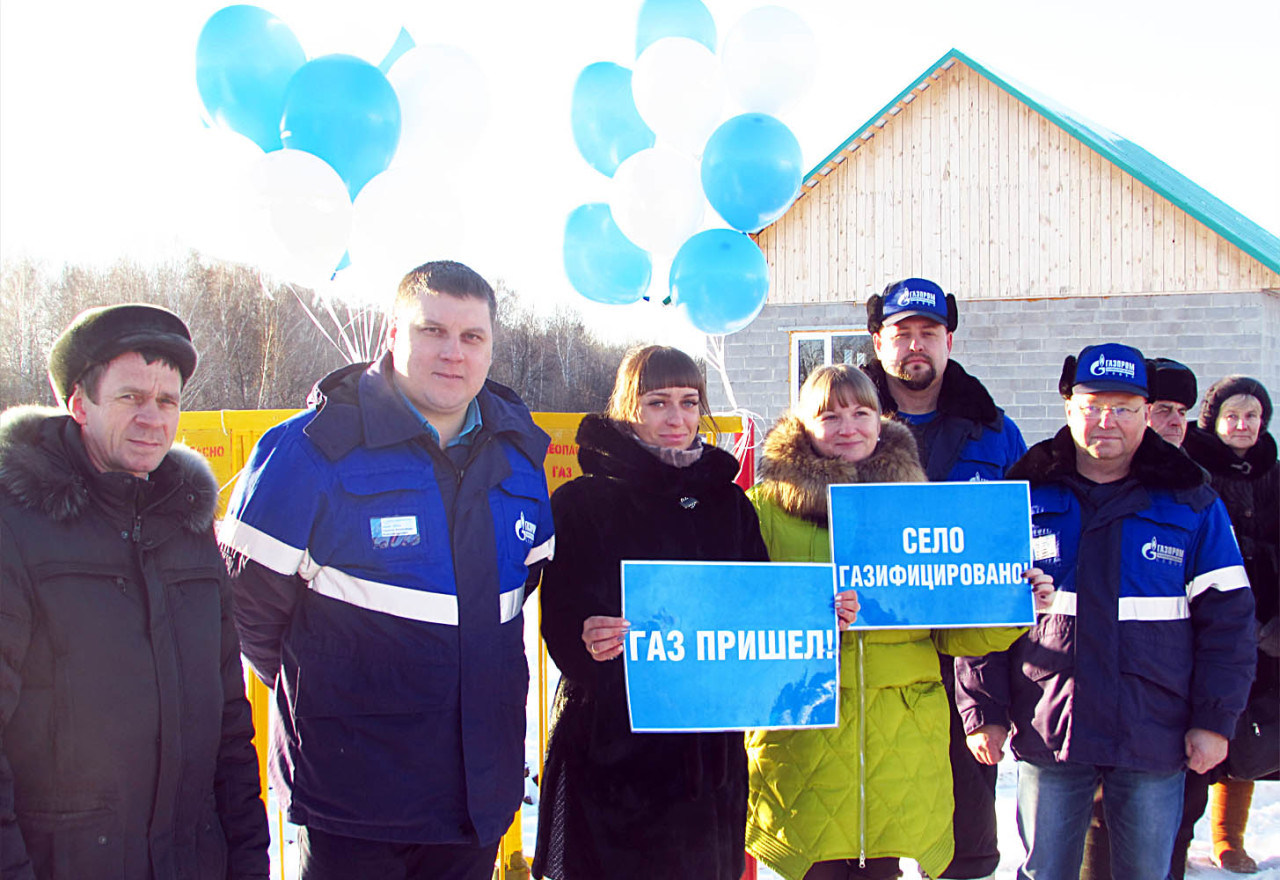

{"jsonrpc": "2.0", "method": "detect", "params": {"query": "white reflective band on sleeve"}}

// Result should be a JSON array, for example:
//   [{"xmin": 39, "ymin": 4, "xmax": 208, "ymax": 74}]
[
  {"xmin": 1119, "ymin": 595, "xmax": 1189, "ymax": 621},
  {"xmin": 1186, "ymin": 565, "xmax": 1251, "ymax": 601},
  {"xmin": 524, "ymin": 535, "xmax": 555, "ymax": 567},
  {"xmin": 309, "ymin": 566, "xmax": 459, "ymax": 626},
  {"xmin": 217, "ymin": 516, "xmax": 306, "ymax": 576},
  {"xmin": 1044, "ymin": 591, "xmax": 1077, "ymax": 616},
  {"xmin": 499, "ymin": 587, "xmax": 524, "ymax": 624}
]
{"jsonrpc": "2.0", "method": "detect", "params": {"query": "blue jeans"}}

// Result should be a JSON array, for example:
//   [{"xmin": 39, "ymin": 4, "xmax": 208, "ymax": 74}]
[{"xmin": 1016, "ymin": 761, "xmax": 1185, "ymax": 880}]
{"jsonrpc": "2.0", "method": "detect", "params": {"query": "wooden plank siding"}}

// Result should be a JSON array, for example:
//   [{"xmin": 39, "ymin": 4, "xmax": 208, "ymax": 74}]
[{"xmin": 754, "ymin": 60, "xmax": 1280, "ymax": 304}]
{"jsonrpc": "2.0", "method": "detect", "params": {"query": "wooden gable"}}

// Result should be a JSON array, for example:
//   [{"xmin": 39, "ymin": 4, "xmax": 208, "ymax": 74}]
[{"xmin": 756, "ymin": 57, "xmax": 1280, "ymax": 305}]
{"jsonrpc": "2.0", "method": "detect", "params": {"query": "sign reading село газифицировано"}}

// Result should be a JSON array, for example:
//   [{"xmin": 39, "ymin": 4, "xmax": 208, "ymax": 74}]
[
  {"xmin": 828, "ymin": 481, "xmax": 1034, "ymax": 629},
  {"xmin": 621, "ymin": 561, "xmax": 838, "ymax": 733}
]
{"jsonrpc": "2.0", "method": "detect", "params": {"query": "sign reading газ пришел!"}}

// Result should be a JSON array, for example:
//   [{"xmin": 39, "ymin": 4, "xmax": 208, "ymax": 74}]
[
  {"xmin": 828, "ymin": 481, "xmax": 1034, "ymax": 629},
  {"xmin": 621, "ymin": 561, "xmax": 838, "ymax": 733}
]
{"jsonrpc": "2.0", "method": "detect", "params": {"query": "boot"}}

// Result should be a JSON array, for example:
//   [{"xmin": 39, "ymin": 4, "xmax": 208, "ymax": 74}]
[{"xmin": 1210, "ymin": 778, "xmax": 1258, "ymax": 874}]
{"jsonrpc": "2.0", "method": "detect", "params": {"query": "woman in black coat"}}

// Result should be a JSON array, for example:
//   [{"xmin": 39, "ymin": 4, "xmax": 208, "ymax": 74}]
[
  {"xmin": 531, "ymin": 346, "xmax": 769, "ymax": 880},
  {"xmin": 1183, "ymin": 375, "xmax": 1278, "ymax": 874}
]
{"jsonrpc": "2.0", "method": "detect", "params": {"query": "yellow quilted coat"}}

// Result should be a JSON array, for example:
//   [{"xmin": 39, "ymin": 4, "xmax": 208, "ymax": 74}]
[{"xmin": 744, "ymin": 415, "xmax": 1023, "ymax": 880}]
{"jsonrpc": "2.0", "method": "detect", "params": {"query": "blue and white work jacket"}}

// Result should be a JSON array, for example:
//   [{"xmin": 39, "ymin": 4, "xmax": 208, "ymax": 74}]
[
  {"xmin": 955, "ymin": 428, "xmax": 1256, "ymax": 773},
  {"xmin": 219, "ymin": 356, "xmax": 554, "ymax": 845}
]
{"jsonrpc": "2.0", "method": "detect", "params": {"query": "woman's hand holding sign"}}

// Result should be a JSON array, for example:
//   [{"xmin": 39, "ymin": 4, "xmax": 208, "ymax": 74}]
[
  {"xmin": 1024, "ymin": 566, "xmax": 1055, "ymax": 611},
  {"xmin": 583, "ymin": 614, "xmax": 628, "ymax": 662},
  {"xmin": 834, "ymin": 589, "xmax": 860, "ymax": 631}
]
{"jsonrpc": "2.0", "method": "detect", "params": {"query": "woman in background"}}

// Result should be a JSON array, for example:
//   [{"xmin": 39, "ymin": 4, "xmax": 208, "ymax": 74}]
[
  {"xmin": 1183, "ymin": 376, "xmax": 1278, "ymax": 875},
  {"xmin": 744, "ymin": 365, "xmax": 1052, "ymax": 880},
  {"xmin": 531, "ymin": 345, "xmax": 769, "ymax": 880}
]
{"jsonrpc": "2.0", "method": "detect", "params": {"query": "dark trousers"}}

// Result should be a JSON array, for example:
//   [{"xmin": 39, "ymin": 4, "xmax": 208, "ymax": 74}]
[
  {"xmin": 938, "ymin": 663, "xmax": 1000, "ymax": 879},
  {"xmin": 298, "ymin": 827, "xmax": 501, "ymax": 880},
  {"xmin": 803, "ymin": 857, "xmax": 903, "ymax": 880}
]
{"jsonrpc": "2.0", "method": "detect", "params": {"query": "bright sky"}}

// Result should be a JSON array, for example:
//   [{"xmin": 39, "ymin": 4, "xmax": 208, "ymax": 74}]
[{"xmin": 2, "ymin": 0, "xmax": 1277, "ymax": 350}]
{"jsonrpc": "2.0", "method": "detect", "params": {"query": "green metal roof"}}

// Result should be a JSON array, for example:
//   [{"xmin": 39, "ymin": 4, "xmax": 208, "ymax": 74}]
[{"xmin": 803, "ymin": 48, "xmax": 1280, "ymax": 275}]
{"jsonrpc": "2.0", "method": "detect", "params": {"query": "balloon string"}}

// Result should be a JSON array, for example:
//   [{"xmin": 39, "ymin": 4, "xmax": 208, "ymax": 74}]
[{"xmin": 704, "ymin": 333, "xmax": 767, "ymax": 454}]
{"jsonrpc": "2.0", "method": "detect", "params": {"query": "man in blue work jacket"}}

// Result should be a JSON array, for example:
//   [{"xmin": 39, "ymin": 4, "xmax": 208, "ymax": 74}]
[
  {"xmin": 220, "ymin": 261, "xmax": 555, "ymax": 880},
  {"xmin": 956, "ymin": 343, "xmax": 1256, "ymax": 880},
  {"xmin": 861, "ymin": 278, "xmax": 1027, "ymax": 880}
]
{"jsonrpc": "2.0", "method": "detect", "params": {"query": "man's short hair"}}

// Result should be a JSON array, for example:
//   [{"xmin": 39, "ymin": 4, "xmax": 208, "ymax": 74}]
[
  {"xmin": 76, "ymin": 349, "xmax": 185, "ymax": 404},
  {"xmin": 395, "ymin": 261, "xmax": 496, "ymax": 324}
]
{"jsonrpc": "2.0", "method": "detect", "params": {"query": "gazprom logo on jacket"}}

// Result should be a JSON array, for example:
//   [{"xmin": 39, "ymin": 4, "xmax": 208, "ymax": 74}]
[
  {"xmin": 1141, "ymin": 536, "xmax": 1185, "ymax": 565},
  {"xmin": 1089, "ymin": 355, "xmax": 1137, "ymax": 379},
  {"xmin": 515, "ymin": 512, "xmax": 536, "ymax": 545}
]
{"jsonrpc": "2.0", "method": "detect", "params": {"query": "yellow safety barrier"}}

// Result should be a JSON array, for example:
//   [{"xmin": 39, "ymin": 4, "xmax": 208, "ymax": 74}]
[{"xmin": 178, "ymin": 408, "xmax": 741, "ymax": 879}]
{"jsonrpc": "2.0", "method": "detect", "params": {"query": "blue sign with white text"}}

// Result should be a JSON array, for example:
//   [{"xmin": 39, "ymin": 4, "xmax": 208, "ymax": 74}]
[
  {"xmin": 621, "ymin": 561, "xmax": 839, "ymax": 733},
  {"xmin": 828, "ymin": 481, "xmax": 1034, "ymax": 629}
]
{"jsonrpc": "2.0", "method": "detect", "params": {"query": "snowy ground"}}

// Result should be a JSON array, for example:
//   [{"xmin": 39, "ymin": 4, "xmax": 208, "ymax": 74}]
[{"xmin": 263, "ymin": 615, "xmax": 1279, "ymax": 878}]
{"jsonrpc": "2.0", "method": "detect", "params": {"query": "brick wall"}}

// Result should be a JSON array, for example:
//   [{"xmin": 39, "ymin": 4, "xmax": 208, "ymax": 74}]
[{"xmin": 709, "ymin": 290, "xmax": 1280, "ymax": 447}]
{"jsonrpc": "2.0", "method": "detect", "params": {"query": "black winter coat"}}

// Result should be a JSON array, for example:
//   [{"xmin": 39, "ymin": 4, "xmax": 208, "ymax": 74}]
[
  {"xmin": 1184, "ymin": 426, "xmax": 1279, "ymax": 701},
  {"xmin": 0, "ymin": 408, "xmax": 268, "ymax": 880},
  {"xmin": 531, "ymin": 415, "xmax": 768, "ymax": 880}
]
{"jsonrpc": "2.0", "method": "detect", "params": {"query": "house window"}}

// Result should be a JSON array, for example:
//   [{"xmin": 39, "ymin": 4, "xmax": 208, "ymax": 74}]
[{"xmin": 790, "ymin": 330, "xmax": 875, "ymax": 404}]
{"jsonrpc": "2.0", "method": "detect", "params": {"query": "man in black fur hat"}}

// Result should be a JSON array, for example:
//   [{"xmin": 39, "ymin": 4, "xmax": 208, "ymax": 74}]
[
  {"xmin": 0, "ymin": 304, "xmax": 268, "ymax": 880},
  {"xmin": 1145, "ymin": 357, "xmax": 1199, "ymax": 448},
  {"xmin": 862, "ymin": 278, "xmax": 1028, "ymax": 880}
]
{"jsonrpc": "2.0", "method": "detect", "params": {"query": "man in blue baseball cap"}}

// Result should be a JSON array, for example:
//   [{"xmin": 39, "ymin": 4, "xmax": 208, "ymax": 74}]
[
  {"xmin": 955, "ymin": 342, "xmax": 1257, "ymax": 880},
  {"xmin": 862, "ymin": 278, "xmax": 1028, "ymax": 880}
]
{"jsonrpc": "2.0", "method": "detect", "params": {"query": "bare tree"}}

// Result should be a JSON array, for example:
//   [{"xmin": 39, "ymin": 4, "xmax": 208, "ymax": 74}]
[{"xmin": 0, "ymin": 257, "xmax": 635, "ymax": 415}]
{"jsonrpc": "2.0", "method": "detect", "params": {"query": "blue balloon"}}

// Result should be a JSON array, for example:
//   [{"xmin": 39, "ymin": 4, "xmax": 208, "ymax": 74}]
[
  {"xmin": 564, "ymin": 204, "xmax": 652, "ymax": 304},
  {"xmin": 196, "ymin": 5, "xmax": 306, "ymax": 151},
  {"xmin": 280, "ymin": 55, "xmax": 401, "ymax": 199},
  {"xmin": 669, "ymin": 230, "xmax": 770, "ymax": 335},
  {"xmin": 378, "ymin": 27, "xmax": 416, "ymax": 75},
  {"xmin": 701, "ymin": 113, "xmax": 803, "ymax": 233},
  {"xmin": 571, "ymin": 63, "xmax": 655, "ymax": 178},
  {"xmin": 636, "ymin": 0, "xmax": 717, "ymax": 56}
]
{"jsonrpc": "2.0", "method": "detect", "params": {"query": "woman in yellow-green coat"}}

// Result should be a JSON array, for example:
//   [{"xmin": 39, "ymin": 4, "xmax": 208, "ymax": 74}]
[{"xmin": 744, "ymin": 365, "xmax": 1052, "ymax": 880}]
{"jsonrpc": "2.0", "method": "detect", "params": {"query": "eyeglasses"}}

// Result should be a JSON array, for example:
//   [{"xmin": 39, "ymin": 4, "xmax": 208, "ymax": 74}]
[{"xmin": 1071, "ymin": 402, "xmax": 1145, "ymax": 422}]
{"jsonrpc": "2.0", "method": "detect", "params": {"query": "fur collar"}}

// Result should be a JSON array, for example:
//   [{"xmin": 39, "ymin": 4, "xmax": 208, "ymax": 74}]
[
  {"xmin": 863, "ymin": 359, "xmax": 1002, "ymax": 428},
  {"xmin": 754, "ymin": 416, "xmax": 926, "ymax": 524},
  {"xmin": 1007, "ymin": 425, "xmax": 1208, "ymax": 494},
  {"xmin": 0, "ymin": 405, "xmax": 219, "ymax": 531},
  {"xmin": 576, "ymin": 413, "xmax": 740, "ymax": 495},
  {"xmin": 1183, "ymin": 424, "xmax": 1277, "ymax": 481}
]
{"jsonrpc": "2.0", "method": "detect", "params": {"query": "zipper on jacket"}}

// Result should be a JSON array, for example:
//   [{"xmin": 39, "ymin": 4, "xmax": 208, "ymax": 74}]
[
  {"xmin": 131, "ymin": 514, "xmax": 143, "ymax": 543},
  {"xmin": 455, "ymin": 432, "xmax": 494, "ymax": 486},
  {"xmin": 858, "ymin": 629, "xmax": 867, "ymax": 868}
]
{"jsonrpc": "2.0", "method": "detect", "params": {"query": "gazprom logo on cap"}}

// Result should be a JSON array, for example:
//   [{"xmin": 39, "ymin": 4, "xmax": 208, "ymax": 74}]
[
  {"xmin": 895, "ymin": 288, "xmax": 938, "ymax": 308},
  {"xmin": 1089, "ymin": 354, "xmax": 1137, "ymax": 379}
]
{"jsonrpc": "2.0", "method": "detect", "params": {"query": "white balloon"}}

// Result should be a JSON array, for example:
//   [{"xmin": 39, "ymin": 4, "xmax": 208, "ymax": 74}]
[
  {"xmin": 387, "ymin": 45, "xmax": 490, "ymax": 166},
  {"xmin": 720, "ymin": 6, "xmax": 818, "ymax": 116},
  {"xmin": 173, "ymin": 127, "xmax": 266, "ymax": 266},
  {"xmin": 249, "ymin": 150, "xmax": 354, "ymax": 288},
  {"xmin": 609, "ymin": 147, "xmax": 704, "ymax": 255},
  {"xmin": 276, "ymin": 0, "xmax": 405, "ymax": 65},
  {"xmin": 348, "ymin": 166, "xmax": 466, "ymax": 289},
  {"xmin": 631, "ymin": 37, "xmax": 724, "ymax": 156}
]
